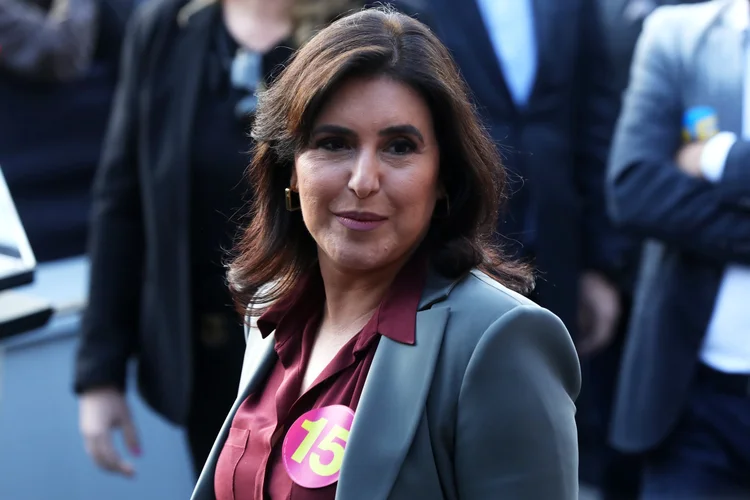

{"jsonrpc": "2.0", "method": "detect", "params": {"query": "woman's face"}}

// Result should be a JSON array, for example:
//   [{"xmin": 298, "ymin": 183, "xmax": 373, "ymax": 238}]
[{"xmin": 293, "ymin": 75, "xmax": 442, "ymax": 274}]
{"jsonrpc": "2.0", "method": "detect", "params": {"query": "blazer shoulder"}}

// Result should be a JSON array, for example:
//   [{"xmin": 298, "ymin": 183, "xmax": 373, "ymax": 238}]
[
  {"xmin": 456, "ymin": 269, "xmax": 537, "ymax": 312},
  {"xmin": 648, "ymin": 0, "xmax": 725, "ymax": 24},
  {"xmin": 642, "ymin": 0, "xmax": 726, "ymax": 49},
  {"xmin": 436, "ymin": 270, "xmax": 579, "ymax": 402},
  {"xmin": 469, "ymin": 270, "xmax": 535, "ymax": 303},
  {"xmin": 441, "ymin": 270, "xmax": 564, "ymax": 349}
]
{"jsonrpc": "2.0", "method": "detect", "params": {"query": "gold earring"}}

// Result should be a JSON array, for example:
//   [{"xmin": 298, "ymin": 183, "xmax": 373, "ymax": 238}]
[{"xmin": 285, "ymin": 187, "xmax": 301, "ymax": 212}]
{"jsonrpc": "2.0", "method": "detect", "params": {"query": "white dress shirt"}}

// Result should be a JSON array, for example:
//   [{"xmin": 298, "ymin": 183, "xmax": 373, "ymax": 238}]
[
  {"xmin": 699, "ymin": 0, "xmax": 750, "ymax": 373},
  {"xmin": 475, "ymin": 0, "xmax": 537, "ymax": 107}
]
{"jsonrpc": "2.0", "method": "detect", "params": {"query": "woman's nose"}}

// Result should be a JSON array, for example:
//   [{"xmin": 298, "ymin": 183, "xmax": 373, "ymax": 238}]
[{"xmin": 348, "ymin": 149, "xmax": 381, "ymax": 199}]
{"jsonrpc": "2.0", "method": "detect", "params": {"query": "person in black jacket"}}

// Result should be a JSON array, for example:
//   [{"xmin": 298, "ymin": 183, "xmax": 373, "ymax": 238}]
[{"xmin": 74, "ymin": 0, "xmax": 362, "ymax": 479}]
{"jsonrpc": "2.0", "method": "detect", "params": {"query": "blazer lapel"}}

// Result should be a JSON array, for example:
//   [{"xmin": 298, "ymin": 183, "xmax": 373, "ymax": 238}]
[
  {"xmin": 191, "ymin": 333, "xmax": 277, "ymax": 500},
  {"xmin": 336, "ymin": 270, "xmax": 456, "ymax": 500}
]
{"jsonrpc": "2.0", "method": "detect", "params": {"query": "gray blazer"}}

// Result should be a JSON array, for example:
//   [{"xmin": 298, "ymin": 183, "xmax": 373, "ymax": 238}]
[
  {"xmin": 607, "ymin": 0, "xmax": 750, "ymax": 452},
  {"xmin": 191, "ymin": 269, "xmax": 581, "ymax": 500}
]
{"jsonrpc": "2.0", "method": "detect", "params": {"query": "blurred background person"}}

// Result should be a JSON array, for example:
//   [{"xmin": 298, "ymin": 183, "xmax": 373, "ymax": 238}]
[
  {"xmin": 607, "ymin": 0, "xmax": 750, "ymax": 497},
  {"xmin": 74, "ymin": 0, "xmax": 361, "ymax": 480},
  {"xmin": 586, "ymin": 1, "xmax": 708, "ymax": 497},
  {"xmin": 0, "ymin": 0, "xmax": 136, "ymax": 261}
]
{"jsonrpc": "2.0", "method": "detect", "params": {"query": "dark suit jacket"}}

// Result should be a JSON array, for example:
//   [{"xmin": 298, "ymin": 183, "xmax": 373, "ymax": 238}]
[
  {"xmin": 191, "ymin": 269, "xmax": 581, "ymax": 500},
  {"xmin": 390, "ymin": 0, "xmax": 629, "ymax": 334},
  {"xmin": 607, "ymin": 1, "xmax": 750, "ymax": 453},
  {"xmin": 73, "ymin": 0, "xmax": 227, "ymax": 425}
]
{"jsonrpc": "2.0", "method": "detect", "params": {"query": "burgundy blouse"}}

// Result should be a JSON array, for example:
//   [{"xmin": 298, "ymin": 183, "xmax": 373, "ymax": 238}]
[{"xmin": 214, "ymin": 257, "xmax": 427, "ymax": 500}]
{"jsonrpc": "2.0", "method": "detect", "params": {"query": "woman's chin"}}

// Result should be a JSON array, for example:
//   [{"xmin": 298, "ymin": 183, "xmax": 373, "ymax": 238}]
[{"xmin": 319, "ymin": 246, "xmax": 394, "ymax": 273}]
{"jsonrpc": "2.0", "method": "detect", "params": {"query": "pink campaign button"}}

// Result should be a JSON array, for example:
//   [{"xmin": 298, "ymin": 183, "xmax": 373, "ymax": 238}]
[{"xmin": 282, "ymin": 405, "xmax": 355, "ymax": 489}]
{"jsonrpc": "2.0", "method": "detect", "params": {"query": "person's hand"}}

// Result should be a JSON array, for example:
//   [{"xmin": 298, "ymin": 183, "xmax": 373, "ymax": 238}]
[
  {"xmin": 79, "ymin": 387, "xmax": 140, "ymax": 477},
  {"xmin": 675, "ymin": 141, "xmax": 706, "ymax": 178},
  {"xmin": 577, "ymin": 271, "xmax": 621, "ymax": 356}
]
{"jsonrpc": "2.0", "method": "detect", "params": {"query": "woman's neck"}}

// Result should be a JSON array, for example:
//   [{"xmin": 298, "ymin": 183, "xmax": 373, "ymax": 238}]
[{"xmin": 317, "ymin": 256, "xmax": 407, "ymax": 334}]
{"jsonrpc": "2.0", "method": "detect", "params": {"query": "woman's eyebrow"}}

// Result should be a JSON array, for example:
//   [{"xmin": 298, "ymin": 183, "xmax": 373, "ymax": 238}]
[
  {"xmin": 310, "ymin": 124, "xmax": 356, "ymax": 137},
  {"xmin": 379, "ymin": 125, "xmax": 424, "ymax": 144}
]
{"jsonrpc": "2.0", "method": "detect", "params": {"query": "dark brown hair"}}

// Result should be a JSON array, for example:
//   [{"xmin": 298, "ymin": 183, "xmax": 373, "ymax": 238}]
[{"xmin": 228, "ymin": 6, "xmax": 533, "ymax": 311}]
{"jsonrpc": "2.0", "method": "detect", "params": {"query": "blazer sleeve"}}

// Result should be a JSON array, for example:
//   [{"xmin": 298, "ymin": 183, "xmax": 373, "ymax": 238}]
[
  {"xmin": 606, "ymin": 8, "xmax": 750, "ymax": 264},
  {"xmin": 0, "ymin": 0, "xmax": 97, "ymax": 81},
  {"xmin": 455, "ymin": 305, "xmax": 581, "ymax": 500},
  {"xmin": 74, "ymin": 3, "xmax": 156, "ymax": 394}
]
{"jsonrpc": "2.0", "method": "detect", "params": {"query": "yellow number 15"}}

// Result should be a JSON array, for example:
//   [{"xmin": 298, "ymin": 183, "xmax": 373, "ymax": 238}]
[{"xmin": 291, "ymin": 418, "xmax": 350, "ymax": 477}]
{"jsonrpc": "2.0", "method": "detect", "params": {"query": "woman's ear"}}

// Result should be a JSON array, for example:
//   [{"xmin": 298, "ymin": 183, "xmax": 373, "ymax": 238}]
[{"xmin": 290, "ymin": 169, "xmax": 298, "ymax": 191}]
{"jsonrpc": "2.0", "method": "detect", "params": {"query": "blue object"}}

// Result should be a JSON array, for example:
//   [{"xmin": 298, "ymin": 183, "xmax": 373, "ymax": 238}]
[{"xmin": 683, "ymin": 106, "xmax": 719, "ymax": 142}]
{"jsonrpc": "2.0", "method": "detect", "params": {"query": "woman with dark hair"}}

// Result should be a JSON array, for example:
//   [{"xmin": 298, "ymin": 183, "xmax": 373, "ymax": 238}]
[{"xmin": 192, "ymin": 7, "xmax": 580, "ymax": 500}]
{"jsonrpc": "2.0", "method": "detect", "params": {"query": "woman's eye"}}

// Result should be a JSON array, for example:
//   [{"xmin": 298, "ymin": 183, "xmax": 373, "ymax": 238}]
[
  {"xmin": 317, "ymin": 137, "xmax": 349, "ymax": 152},
  {"xmin": 386, "ymin": 138, "xmax": 416, "ymax": 155}
]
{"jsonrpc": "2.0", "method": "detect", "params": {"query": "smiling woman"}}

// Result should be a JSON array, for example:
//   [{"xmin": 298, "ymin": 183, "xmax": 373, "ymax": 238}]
[{"xmin": 191, "ymin": 6, "xmax": 581, "ymax": 500}]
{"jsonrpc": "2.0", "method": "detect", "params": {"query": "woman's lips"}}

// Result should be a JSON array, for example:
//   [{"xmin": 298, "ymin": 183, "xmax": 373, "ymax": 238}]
[{"xmin": 334, "ymin": 212, "xmax": 387, "ymax": 232}]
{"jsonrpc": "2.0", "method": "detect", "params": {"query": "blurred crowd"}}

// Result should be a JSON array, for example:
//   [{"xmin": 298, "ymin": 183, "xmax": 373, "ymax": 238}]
[{"xmin": 2, "ymin": 0, "xmax": 749, "ymax": 498}]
